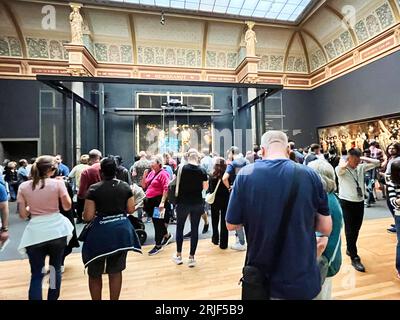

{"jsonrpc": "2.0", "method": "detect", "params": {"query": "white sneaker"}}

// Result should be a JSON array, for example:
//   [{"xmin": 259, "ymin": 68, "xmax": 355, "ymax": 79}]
[
  {"xmin": 230, "ymin": 243, "xmax": 247, "ymax": 251},
  {"xmin": 172, "ymin": 255, "xmax": 183, "ymax": 265},
  {"xmin": 188, "ymin": 258, "xmax": 196, "ymax": 268}
]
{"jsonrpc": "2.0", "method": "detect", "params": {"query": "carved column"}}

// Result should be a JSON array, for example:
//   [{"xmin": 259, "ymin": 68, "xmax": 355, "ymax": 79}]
[
  {"xmin": 236, "ymin": 21, "xmax": 260, "ymax": 83},
  {"xmin": 65, "ymin": 3, "xmax": 96, "ymax": 76}
]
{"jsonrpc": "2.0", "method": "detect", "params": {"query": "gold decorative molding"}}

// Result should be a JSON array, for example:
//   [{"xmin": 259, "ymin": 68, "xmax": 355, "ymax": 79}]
[
  {"xmin": 283, "ymin": 31, "xmax": 298, "ymax": 72},
  {"xmin": 395, "ymin": 27, "xmax": 400, "ymax": 44},
  {"xmin": 353, "ymin": 49, "xmax": 361, "ymax": 64},
  {"xmin": 1, "ymin": 1, "xmax": 27, "ymax": 58},
  {"xmin": 388, "ymin": 0, "xmax": 400, "ymax": 22},
  {"xmin": 1, "ymin": 23, "xmax": 400, "ymax": 90},
  {"xmin": 201, "ymin": 21, "xmax": 209, "ymax": 69},
  {"xmin": 129, "ymin": 14, "xmax": 138, "ymax": 65},
  {"xmin": 325, "ymin": 4, "xmax": 358, "ymax": 46},
  {"xmin": 301, "ymin": 28, "xmax": 328, "ymax": 63},
  {"xmin": 64, "ymin": 43, "xmax": 97, "ymax": 76},
  {"xmin": 298, "ymin": 31, "xmax": 311, "ymax": 73}
]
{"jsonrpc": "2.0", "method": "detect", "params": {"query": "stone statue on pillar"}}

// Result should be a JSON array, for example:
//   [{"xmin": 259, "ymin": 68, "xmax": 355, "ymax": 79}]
[
  {"xmin": 69, "ymin": 3, "xmax": 83, "ymax": 44},
  {"xmin": 245, "ymin": 21, "xmax": 257, "ymax": 57}
]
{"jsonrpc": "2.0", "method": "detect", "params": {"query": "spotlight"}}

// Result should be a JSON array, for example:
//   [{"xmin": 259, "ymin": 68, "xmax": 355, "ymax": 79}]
[{"xmin": 160, "ymin": 11, "xmax": 165, "ymax": 25}]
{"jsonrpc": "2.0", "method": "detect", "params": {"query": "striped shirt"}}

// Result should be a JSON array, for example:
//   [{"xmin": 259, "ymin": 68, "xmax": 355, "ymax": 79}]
[{"xmin": 388, "ymin": 182, "xmax": 400, "ymax": 216}]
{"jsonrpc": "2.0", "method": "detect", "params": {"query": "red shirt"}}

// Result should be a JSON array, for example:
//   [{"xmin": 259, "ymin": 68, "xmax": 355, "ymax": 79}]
[{"xmin": 78, "ymin": 162, "xmax": 101, "ymax": 199}]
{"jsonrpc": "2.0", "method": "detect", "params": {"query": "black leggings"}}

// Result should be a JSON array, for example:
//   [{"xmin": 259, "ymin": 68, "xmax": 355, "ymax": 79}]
[
  {"xmin": 211, "ymin": 201, "xmax": 229, "ymax": 249},
  {"xmin": 175, "ymin": 203, "xmax": 204, "ymax": 256},
  {"xmin": 144, "ymin": 195, "xmax": 170, "ymax": 247}
]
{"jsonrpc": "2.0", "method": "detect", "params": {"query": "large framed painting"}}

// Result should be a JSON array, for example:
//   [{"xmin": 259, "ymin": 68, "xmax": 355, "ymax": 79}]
[{"xmin": 317, "ymin": 114, "xmax": 400, "ymax": 155}]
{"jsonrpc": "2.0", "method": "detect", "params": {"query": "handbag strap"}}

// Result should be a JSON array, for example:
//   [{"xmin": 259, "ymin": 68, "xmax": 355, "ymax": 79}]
[
  {"xmin": 175, "ymin": 165, "xmax": 184, "ymax": 197},
  {"xmin": 268, "ymin": 163, "xmax": 300, "ymax": 275},
  {"xmin": 144, "ymin": 169, "xmax": 162, "ymax": 190},
  {"xmin": 213, "ymin": 179, "xmax": 221, "ymax": 194}
]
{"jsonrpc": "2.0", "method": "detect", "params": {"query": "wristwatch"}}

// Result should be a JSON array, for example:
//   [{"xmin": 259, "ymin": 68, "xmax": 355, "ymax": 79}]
[{"xmin": 0, "ymin": 226, "xmax": 9, "ymax": 232}]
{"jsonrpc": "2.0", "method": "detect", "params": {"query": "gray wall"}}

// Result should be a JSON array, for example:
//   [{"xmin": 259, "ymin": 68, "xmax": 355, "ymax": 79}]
[
  {"xmin": 282, "ymin": 89, "xmax": 315, "ymax": 148},
  {"xmin": 312, "ymin": 50, "xmax": 400, "ymax": 128},
  {"xmin": 0, "ymin": 80, "xmax": 40, "ymax": 139}
]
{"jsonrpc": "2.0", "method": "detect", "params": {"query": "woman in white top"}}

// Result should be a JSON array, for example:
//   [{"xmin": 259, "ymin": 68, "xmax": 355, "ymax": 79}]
[{"xmin": 17, "ymin": 156, "xmax": 73, "ymax": 300}]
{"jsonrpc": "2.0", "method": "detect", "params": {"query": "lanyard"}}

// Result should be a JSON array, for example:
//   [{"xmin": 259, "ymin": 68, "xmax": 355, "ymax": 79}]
[{"xmin": 346, "ymin": 168, "xmax": 360, "ymax": 188}]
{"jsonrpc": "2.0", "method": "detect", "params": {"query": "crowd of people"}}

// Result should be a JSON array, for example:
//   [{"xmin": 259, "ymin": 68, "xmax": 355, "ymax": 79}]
[{"xmin": 1, "ymin": 130, "xmax": 400, "ymax": 300}]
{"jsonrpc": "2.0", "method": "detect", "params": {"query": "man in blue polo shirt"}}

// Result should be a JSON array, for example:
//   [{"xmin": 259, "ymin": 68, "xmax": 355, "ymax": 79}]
[
  {"xmin": 226, "ymin": 131, "xmax": 332, "ymax": 300},
  {"xmin": 55, "ymin": 154, "xmax": 70, "ymax": 177}
]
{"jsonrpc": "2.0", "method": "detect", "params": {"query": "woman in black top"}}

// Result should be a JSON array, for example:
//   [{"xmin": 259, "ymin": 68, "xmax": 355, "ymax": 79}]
[
  {"xmin": 172, "ymin": 149, "xmax": 208, "ymax": 267},
  {"xmin": 209, "ymin": 157, "xmax": 230, "ymax": 249},
  {"xmin": 83, "ymin": 157, "xmax": 137, "ymax": 300}
]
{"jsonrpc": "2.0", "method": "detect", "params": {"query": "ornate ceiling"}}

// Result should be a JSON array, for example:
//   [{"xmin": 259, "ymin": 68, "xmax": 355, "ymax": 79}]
[{"xmin": 0, "ymin": 0, "xmax": 399, "ymax": 87}]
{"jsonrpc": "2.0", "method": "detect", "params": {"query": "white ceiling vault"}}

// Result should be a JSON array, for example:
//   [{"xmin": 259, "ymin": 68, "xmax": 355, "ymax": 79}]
[{"xmin": 0, "ymin": 0, "xmax": 399, "ymax": 73}]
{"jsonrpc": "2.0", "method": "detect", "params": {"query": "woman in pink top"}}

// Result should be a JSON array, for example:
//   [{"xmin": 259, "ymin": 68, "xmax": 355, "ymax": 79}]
[
  {"xmin": 17, "ymin": 156, "xmax": 73, "ymax": 300},
  {"xmin": 142, "ymin": 155, "xmax": 172, "ymax": 256}
]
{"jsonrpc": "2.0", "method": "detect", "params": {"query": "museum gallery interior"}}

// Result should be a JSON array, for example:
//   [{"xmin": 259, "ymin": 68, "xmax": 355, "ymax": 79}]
[{"xmin": 0, "ymin": 0, "xmax": 400, "ymax": 300}]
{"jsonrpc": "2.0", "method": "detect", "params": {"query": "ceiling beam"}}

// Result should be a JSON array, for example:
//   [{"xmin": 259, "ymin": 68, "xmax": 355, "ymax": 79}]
[
  {"xmin": 325, "ymin": 3, "xmax": 358, "ymax": 46},
  {"xmin": 299, "ymin": 0, "xmax": 328, "ymax": 27},
  {"xmin": 388, "ymin": 0, "xmax": 400, "ymax": 22},
  {"xmin": 301, "ymin": 28, "xmax": 328, "ymax": 63},
  {"xmin": 283, "ymin": 31, "xmax": 298, "ymax": 72},
  {"xmin": 1, "ymin": 1, "xmax": 28, "ymax": 58},
  {"xmin": 298, "ymin": 31, "xmax": 311, "ymax": 73},
  {"xmin": 202, "ymin": 21, "xmax": 209, "ymax": 69},
  {"xmin": 129, "ymin": 14, "xmax": 138, "ymax": 65}
]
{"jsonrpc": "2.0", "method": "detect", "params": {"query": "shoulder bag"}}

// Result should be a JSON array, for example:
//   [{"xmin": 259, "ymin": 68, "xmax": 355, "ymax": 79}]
[
  {"xmin": 205, "ymin": 179, "xmax": 221, "ymax": 205},
  {"xmin": 168, "ymin": 164, "xmax": 184, "ymax": 205}
]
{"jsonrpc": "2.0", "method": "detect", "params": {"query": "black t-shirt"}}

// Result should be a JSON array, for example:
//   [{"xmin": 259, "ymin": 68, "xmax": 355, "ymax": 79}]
[
  {"xmin": 177, "ymin": 164, "xmax": 208, "ymax": 205},
  {"xmin": 86, "ymin": 179, "xmax": 133, "ymax": 216}
]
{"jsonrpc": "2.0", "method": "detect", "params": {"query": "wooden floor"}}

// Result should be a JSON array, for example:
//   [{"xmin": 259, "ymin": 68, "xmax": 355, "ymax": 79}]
[{"xmin": 0, "ymin": 217, "xmax": 399, "ymax": 300}]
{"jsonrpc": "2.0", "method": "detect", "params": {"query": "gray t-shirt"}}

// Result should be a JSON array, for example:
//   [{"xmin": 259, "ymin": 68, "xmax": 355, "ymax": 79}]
[{"xmin": 336, "ymin": 161, "xmax": 380, "ymax": 202}]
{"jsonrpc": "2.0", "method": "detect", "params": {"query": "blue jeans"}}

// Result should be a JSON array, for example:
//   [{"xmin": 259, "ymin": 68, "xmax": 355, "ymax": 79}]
[
  {"xmin": 26, "ymin": 237, "xmax": 67, "ymax": 300},
  {"xmin": 8, "ymin": 182, "xmax": 18, "ymax": 201},
  {"xmin": 236, "ymin": 227, "xmax": 246, "ymax": 245},
  {"xmin": 395, "ymin": 216, "xmax": 400, "ymax": 273}
]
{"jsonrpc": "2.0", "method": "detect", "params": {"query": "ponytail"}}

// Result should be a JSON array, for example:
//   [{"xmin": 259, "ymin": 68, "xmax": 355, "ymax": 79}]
[
  {"xmin": 30, "ymin": 156, "xmax": 55, "ymax": 190},
  {"xmin": 30, "ymin": 162, "xmax": 41, "ymax": 191}
]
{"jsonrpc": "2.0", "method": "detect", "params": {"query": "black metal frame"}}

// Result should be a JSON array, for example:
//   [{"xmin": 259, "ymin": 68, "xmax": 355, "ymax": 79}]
[
  {"xmin": 37, "ymin": 75, "xmax": 283, "ymax": 90},
  {"xmin": 37, "ymin": 75, "xmax": 283, "ymax": 164}
]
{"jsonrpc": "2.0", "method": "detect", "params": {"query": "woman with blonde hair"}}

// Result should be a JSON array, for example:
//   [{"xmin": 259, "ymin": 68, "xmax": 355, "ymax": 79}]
[
  {"xmin": 17, "ymin": 156, "xmax": 73, "ymax": 300},
  {"xmin": 308, "ymin": 159, "xmax": 343, "ymax": 300},
  {"xmin": 142, "ymin": 155, "xmax": 172, "ymax": 255}
]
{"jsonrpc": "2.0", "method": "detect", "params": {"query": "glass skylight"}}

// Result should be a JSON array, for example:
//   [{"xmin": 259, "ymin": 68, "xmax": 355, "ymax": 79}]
[{"xmin": 108, "ymin": 0, "xmax": 313, "ymax": 23}]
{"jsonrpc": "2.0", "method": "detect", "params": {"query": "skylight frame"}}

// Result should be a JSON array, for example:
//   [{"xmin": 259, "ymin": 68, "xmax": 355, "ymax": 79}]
[{"xmin": 98, "ymin": 0, "xmax": 316, "ymax": 24}]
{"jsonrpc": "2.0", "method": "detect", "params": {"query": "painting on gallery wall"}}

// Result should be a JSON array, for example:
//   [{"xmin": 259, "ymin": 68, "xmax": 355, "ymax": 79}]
[{"xmin": 318, "ymin": 115, "xmax": 400, "ymax": 155}]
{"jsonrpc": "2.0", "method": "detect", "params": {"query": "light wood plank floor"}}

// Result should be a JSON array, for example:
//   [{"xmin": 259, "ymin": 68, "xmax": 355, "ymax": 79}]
[{"xmin": 0, "ymin": 218, "xmax": 399, "ymax": 300}]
